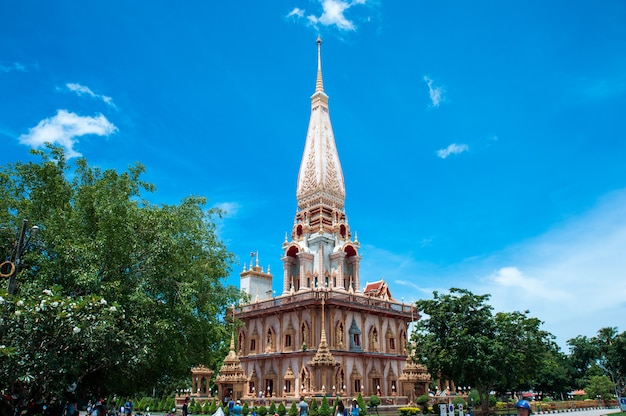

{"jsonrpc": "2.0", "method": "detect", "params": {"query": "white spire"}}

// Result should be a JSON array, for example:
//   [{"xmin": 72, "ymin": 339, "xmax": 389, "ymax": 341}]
[{"xmin": 296, "ymin": 37, "xmax": 345, "ymax": 212}]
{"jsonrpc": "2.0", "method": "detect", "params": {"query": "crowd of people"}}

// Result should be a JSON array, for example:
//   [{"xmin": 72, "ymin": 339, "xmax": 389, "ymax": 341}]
[{"xmin": 64, "ymin": 399, "xmax": 136, "ymax": 416}]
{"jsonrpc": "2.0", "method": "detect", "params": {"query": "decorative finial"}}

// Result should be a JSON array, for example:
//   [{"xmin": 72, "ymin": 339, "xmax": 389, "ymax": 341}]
[{"xmin": 315, "ymin": 36, "xmax": 324, "ymax": 93}]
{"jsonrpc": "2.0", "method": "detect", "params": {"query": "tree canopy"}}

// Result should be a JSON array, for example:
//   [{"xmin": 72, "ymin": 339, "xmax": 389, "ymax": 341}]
[
  {"xmin": 0, "ymin": 147, "xmax": 241, "ymax": 410},
  {"xmin": 410, "ymin": 288, "xmax": 554, "ymax": 414},
  {"xmin": 567, "ymin": 327, "xmax": 625, "ymax": 397}
]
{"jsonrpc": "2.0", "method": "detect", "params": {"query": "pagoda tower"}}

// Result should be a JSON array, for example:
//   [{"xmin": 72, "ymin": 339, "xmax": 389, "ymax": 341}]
[
  {"xmin": 233, "ymin": 38, "xmax": 420, "ymax": 404},
  {"xmin": 215, "ymin": 333, "xmax": 248, "ymax": 401}
]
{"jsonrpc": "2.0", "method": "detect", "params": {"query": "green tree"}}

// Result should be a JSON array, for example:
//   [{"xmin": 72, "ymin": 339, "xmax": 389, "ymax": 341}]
[
  {"xmin": 585, "ymin": 375, "xmax": 615, "ymax": 401},
  {"xmin": 269, "ymin": 402, "xmax": 277, "ymax": 415},
  {"xmin": 318, "ymin": 397, "xmax": 331, "ymax": 416},
  {"xmin": 0, "ymin": 147, "xmax": 241, "ymax": 410},
  {"xmin": 415, "ymin": 395, "xmax": 429, "ymax": 413},
  {"xmin": 277, "ymin": 403, "xmax": 287, "ymax": 416},
  {"xmin": 243, "ymin": 402, "xmax": 250, "ymax": 416},
  {"xmin": 532, "ymin": 345, "xmax": 571, "ymax": 398},
  {"xmin": 209, "ymin": 398, "xmax": 218, "ymax": 415},
  {"xmin": 288, "ymin": 402, "xmax": 298, "ymax": 416},
  {"xmin": 567, "ymin": 327, "xmax": 626, "ymax": 396},
  {"xmin": 356, "ymin": 393, "xmax": 367, "ymax": 416},
  {"xmin": 310, "ymin": 399, "xmax": 319, "ymax": 416},
  {"xmin": 567, "ymin": 335, "xmax": 601, "ymax": 389},
  {"xmin": 258, "ymin": 406, "xmax": 268, "ymax": 416},
  {"xmin": 411, "ymin": 288, "xmax": 553, "ymax": 416},
  {"xmin": 594, "ymin": 327, "xmax": 624, "ymax": 396},
  {"xmin": 367, "ymin": 395, "xmax": 380, "ymax": 408}
]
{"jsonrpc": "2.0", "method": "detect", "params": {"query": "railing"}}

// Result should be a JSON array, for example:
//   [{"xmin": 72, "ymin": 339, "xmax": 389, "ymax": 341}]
[{"xmin": 236, "ymin": 290, "xmax": 416, "ymax": 316}]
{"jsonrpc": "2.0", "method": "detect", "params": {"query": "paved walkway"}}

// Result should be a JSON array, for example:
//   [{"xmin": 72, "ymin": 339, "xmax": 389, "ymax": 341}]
[{"xmin": 545, "ymin": 409, "xmax": 621, "ymax": 416}]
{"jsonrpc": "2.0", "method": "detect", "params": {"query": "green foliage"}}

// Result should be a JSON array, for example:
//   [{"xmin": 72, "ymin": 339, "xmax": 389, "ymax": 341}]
[
  {"xmin": 288, "ymin": 402, "xmax": 298, "ymax": 416},
  {"xmin": 309, "ymin": 399, "xmax": 319, "ymax": 416},
  {"xmin": 210, "ymin": 400, "xmax": 219, "ymax": 414},
  {"xmin": 567, "ymin": 327, "xmax": 626, "ymax": 397},
  {"xmin": 411, "ymin": 288, "xmax": 553, "ymax": 415},
  {"xmin": 585, "ymin": 375, "xmax": 615, "ymax": 400},
  {"xmin": 203, "ymin": 400, "xmax": 212, "ymax": 414},
  {"xmin": 416, "ymin": 395, "xmax": 429, "ymax": 406},
  {"xmin": 467, "ymin": 390, "xmax": 480, "ymax": 406},
  {"xmin": 193, "ymin": 400, "xmax": 203, "ymax": 414},
  {"xmin": 398, "ymin": 408, "xmax": 421, "ymax": 416},
  {"xmin": 356, "ymin": 393, "xmax": 367, "ymax": 416},
  {"xmin": 318, "ymin": 396, "xmax": 331, "ymax": 416},
  {"xmin": 451, "ymin": 397, "xmax": 466, "ymax": 407},
  {"xmin": 159, "ymin": 397, "xmax": 169, "ymax": 411},
  {"xmin": 258, "ymin": 406, "xmax": 268, "ymax": 416},
  {"xmin": 269, "ymin": 403, "xmax": 277, "ymax": 415},
  {"xmin": 277, "ymin": 403, "xmax": 287, "ymax": 416},
  {"xmin": 367, "ymin": 395, "xmax": 380, "ymax": 408},
  {"xmin": 0, "ymin": 147, "xmax": 241, "ymax": 409},
  {"xmin": 243, "ymin": 402, "xmax": 250, "ymax": 416}
]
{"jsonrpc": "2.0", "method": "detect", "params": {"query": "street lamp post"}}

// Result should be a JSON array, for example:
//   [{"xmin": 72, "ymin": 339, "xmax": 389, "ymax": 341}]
[{"xmin": 1, "ymin": 219, "xmax": 39, "ymax": 295}]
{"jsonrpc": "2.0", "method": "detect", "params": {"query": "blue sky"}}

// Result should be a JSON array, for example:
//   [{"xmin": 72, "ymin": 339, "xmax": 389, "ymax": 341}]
[{"xmin": 2, "ymin": 1, "xmax": 625, "ymax": 351}]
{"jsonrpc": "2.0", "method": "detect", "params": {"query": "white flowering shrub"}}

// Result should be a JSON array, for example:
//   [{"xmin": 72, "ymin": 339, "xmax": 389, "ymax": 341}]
[{"xmin": 0, "ymin": 286, "xmax": 136, "ymax": 406}]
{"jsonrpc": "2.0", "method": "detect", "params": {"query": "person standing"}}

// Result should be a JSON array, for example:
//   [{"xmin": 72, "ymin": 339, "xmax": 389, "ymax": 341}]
[
  {"xmin": 297, "ymin": 397, "xmax": 308, "ymax": 416},
  {"xmin": 335, "ymin": 400, "xmax": 347, "ymax": 416},
  {"xmin": 232, "ymin": 401, "xmax": 243, "ymax": 416},
  {"xmin": 350, "ymin": 400, "xmax": 359, "ymax": 416},
  {"xmin": 182, "ymin": 397, "xmax": 190, "ymax": 416}
]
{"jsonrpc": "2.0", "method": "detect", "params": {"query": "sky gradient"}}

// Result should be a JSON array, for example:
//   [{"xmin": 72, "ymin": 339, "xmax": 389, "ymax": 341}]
[{"xmin": 2, "ymin": 1, "xmax": 626, "ymax": 351}]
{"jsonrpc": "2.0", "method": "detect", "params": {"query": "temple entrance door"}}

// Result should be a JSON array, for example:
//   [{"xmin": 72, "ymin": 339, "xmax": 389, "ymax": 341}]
[{"xmin": 265, "ymin": 379, "xmax": 274, "ymax": 397}]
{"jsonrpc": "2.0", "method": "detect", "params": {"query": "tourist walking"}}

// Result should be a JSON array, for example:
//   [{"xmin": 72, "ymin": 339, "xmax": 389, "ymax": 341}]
[{"xmin": 297, "ymin": 397, "xmax": 308, "ymax": 416}]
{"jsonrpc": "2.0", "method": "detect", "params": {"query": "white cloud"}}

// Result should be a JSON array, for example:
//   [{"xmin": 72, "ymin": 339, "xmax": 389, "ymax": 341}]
[
  {"xmin": 359, "ymin": 244, "xmax": 436, "ymax": 303},
  {"xmin": 357, "ymin": 187, "xmax": 626, "ymax": 350},
  {"xmin": 287, "ymin": 7, "xmax": 305, "ymax": 18},
  {"xmin": 472, "ymin": 189, "xmax": 626, "ymax": 349},
  {"xmin": 423, "ymin": 75, "xmax": 444, "ymax": 107},
  {"xmin": 436, "ymin": 143, "xmax": 468, "ymax": 158},
  {"xmin": 0, "ymin": 62, "xmax": 27, "ymax": 73},
  {"xmin": 18, "ymin": 109, "xmax": 117, "ymax": 159},
  {"xmin": 288, "ymin": 0, "xmax": 369, "ymax": 31},
  {"xmin": 488, "ymin": 266, "xmax": 569, "ymax": 300},
  {"xmin": 67, "ymin": 83, "xmax": 116, "ymax": 108}
]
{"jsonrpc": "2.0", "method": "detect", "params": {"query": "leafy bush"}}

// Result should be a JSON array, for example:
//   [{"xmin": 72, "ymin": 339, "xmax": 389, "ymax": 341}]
[
  {"xmin": 368, "ymin": 396, "xmax": 380, "ymax": 408},
  {"xmin": 210, "ymin": 400, "xmax": 218, "ymax": 414},
  {"xmin": 277, "ymin": 403, "xmax": 287, "ymax": 416},
  {"xmin": 398, "ymin": 407, "xmax": 421, "ymax": 416},
  {"xmin": 319, "ymin": 397, "xmax": 331, "ymax": 416},
  {"xmin": 288, "ymin": 402, "xmax": 298, "ymax": 416},
  {"xmin": 451, "ymin": 397, "xmax": 466, "ymax": 407},
  {"xmin": 258, "ymin": 406, "xmax": 268, "ymax": 416},
  {"xmin": 467, "ymin": 391, "xmax": 480, "ymax": 406},
  {"xmin": 269, "ymin": 403, "xmax": 277, "ymax": 415},
  {"xmin": 356, "ymin": 394, "xmax": 367, "ymax": 416},
  {"xmin": 310, "ymin": 399, "xmax": 319, "ymax": 416}
]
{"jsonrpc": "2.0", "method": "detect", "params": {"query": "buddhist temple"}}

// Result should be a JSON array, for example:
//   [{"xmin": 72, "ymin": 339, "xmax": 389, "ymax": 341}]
[{"xmin": 211, "ymin": 38, "xmax": 431, "ymax": 405}]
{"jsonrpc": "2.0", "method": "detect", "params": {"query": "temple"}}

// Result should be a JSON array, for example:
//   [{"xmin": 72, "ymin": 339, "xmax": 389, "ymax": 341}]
[{"xmin": 212, "ymin": 38, "xmax": 430, "ymax": 405}]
